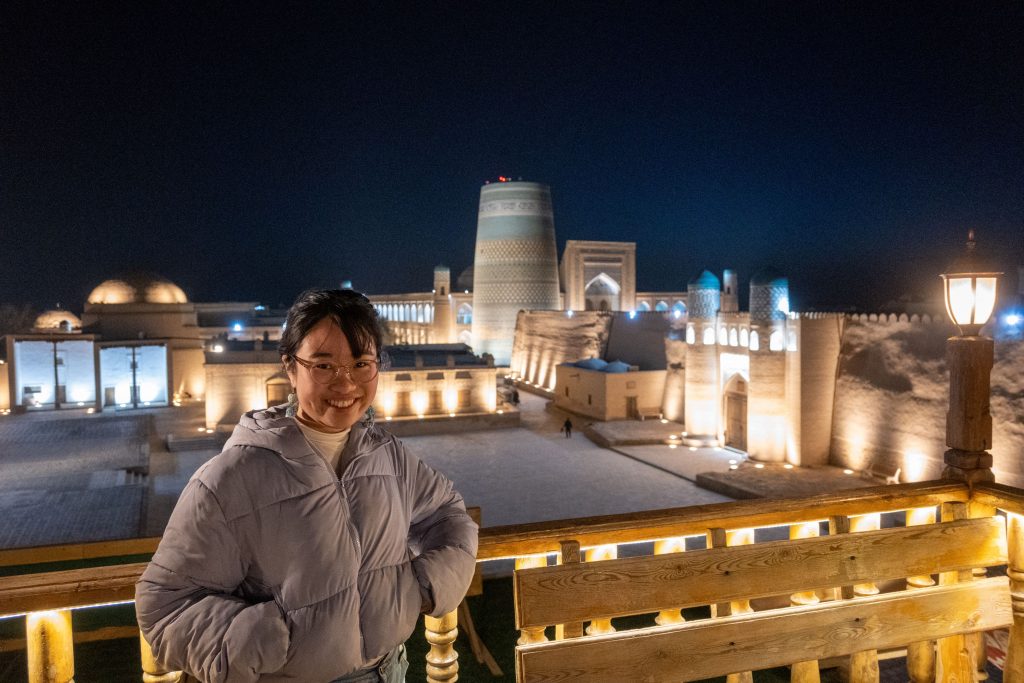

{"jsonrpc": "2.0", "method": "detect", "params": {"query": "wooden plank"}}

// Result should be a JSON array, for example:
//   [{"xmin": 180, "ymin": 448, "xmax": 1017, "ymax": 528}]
[
  {"xmin": 0, "ymin": 537, "xmax": 160, "ymax": 568},
  {"xmin": 515, "ymin": 518, "xmax": 1005, "ymax": 629},
  {"xmin": 0, "ymin": 562, "xmax": 148, "ymax": 616},
  {"xmin": 515, "ymin": 577, "xmax": 1011, "ymax": 683},
  {"xmin": 972, "ymin": 482, "xmax": 1024, "ymax": 516},
  {"xmin": 482, "ymin": 481, "xmax": 968, "ymax": 559}
]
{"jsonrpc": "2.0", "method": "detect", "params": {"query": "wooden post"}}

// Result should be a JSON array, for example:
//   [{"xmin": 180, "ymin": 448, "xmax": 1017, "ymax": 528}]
[
  {"xmin": 943, "ymin": 336, "xmax": 995, "ymax": 487},
  {"xmin": 139, "ymin": 631, "xmax": 181, "ymax": 682},
  {"xmin": 905, "ymin": 506, "xmax": 937, "ymax": 683},
  {"xmin": 708, "ymin": 528, "xmax": 754, "ymax": 683},
  {"xmin": 556, "ymin": 540, "xmax": 584, "ymax": 640},
  {"xmin": 829, "ymin": 515, "xmax": 879, "ymax": 683},
  {"xmin": 515, "ymin": 555, "xmax": 549, "ymax": 645},
  {"xmin": 789, "ymin": 522, "xmax": 821, "ymax": 683},
  {"xmin": 1005, "ymin": 512, "xmax": 1024, "ymax": 683},
  {"xmin": 424, "ymin": 610, "xmax": 459, "ymax": 683},
  {"xmin": 936, "ymin": 502, "xmax": 974, "ymax": 683},
  {"xmin": 26, "ymin": 609, "xmax": 74, "ymax": 683},
  {"xmin": 584, "ymin": 545, "xmax": 617, "ymax": 636},
  {"xmin": 653, "ymin": 537, "xmax": 686, "ymax": 626}
]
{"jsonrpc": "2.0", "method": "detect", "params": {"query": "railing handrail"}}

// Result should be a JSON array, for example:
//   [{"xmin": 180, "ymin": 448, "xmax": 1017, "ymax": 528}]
[
  {"xmin": 0, "ymin": 537, "xmax": 161, "ymax": 569},
  {"xmin": 477, "ymin": 480, "xmax": 968, "ymax": 559},
  {"xmin": 0, "ymin": 480, "xmax": 983, "ymax": 617}
]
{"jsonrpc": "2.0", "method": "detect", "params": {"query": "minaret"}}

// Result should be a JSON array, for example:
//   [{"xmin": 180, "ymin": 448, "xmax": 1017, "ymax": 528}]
[
  {"xmin": 684, "ymin": 270, "xmax": 721, "ymax": 441},
  {"xmin": 747, "ymin": 268, "xmax": 789, "ymax": 462},
  {"xmin": 471, "ymin": 180, "xmax": 560, "ymax": 365},
  {"xmin": 431, "ymin": 265, "xmax": 454, "ymax": 344}
]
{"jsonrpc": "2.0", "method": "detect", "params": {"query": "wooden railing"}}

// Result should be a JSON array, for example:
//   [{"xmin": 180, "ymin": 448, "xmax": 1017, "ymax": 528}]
[{"xmin": 1, "ymin": 480, "xmax": 1021, "ymax": 682}]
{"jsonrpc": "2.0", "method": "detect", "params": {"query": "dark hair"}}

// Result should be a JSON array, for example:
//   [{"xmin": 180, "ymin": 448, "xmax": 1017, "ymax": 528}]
[{"xmin": 279, "ymin": 289, "xmax": 385, "ymax": 366}]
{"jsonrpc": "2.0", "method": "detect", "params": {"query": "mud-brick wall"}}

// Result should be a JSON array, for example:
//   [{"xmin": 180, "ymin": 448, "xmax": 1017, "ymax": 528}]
[
  {"xmin": 830, "ymin": 314, "xmax": 1024, "ymax": 486},
  {"xmin": 509, "ymin": 311, "xmax": 614, "ymax": 390}
]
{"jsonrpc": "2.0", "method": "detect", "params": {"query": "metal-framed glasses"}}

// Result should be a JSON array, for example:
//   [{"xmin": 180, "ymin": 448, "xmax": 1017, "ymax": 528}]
[{"xmin": 290, "ymin": 355, "xmax": 379, "ymax": 384}]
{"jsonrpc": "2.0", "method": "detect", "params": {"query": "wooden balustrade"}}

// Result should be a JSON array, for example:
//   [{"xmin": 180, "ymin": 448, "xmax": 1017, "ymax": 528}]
[{"xmin": 5, "ymin": 480, "xmax": 1024, "ymax": 682}]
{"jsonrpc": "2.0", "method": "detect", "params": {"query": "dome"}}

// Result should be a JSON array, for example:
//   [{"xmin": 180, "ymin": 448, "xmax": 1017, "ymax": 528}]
[
  {"xmin": 750, "ymin": 267, "xmax": 787, "ymax": 287},
  {"xmin": 87, "ymin": 273, "xmax": 188, "ymax": 304},
  {"xmin": 575, "ymin": 357, "xmax": 608, "ymax": 370},
  {"xmin": 33, "ymin": 309, "xmax": 81, "ymax": 332},
  {"xmin": 688, "ymin": 270, "xmax": 721, "ymax": 289},
  {"xmin": 604, "ymin": 360, "xmax": 631, "ymax": 373}
]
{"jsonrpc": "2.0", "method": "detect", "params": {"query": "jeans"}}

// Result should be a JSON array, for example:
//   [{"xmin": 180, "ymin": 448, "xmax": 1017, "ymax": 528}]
[{"xmin": 330, "ymin": 644, "xmax": 408, "ymax": 683}]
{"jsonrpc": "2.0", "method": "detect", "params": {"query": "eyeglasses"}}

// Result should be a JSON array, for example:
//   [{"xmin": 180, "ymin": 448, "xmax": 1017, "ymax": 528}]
[{"xmin": 290, "ymin": 355, "xmax": 379, "ymax": 384}]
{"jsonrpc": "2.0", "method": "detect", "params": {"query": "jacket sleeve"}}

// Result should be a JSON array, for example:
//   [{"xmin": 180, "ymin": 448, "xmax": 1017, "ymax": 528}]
[
  {"xmin": 135, "ymin": 478, "xmax": 290, "ymax": 683},
  {"xmin": 403, "ymin": 445, "xmax": 479, "ymax": 616}
]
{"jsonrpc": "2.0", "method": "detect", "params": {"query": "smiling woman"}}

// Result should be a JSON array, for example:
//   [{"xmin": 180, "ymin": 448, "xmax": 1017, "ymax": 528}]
[{"xmin": 135, "ymin": 289, "xmax": 478, "ymax": 683}]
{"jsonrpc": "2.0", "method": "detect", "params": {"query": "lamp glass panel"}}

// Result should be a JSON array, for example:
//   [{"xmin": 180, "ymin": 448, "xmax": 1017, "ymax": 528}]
[
  {"xmin": 947, "ymin": 277, "xmax": 975, "ymax": 325},
  {"xmin": 973, "ymin": 277, "xmax": 997, "ymax": 325}
]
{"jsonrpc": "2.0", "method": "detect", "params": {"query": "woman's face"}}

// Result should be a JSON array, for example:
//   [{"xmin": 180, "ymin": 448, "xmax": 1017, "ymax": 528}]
[{"xmin": 284, "ymin": 318, "xmax": 378, "ymax": 432}]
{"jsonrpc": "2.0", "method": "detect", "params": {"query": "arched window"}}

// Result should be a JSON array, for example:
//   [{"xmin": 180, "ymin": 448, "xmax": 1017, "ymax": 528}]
[
  {"xmin": 787, "ymin": 329, "xmax": 798, "ymax": 352},
  {"xmin": 740, "ymin": 328, "xmax": 749, "ymax": 347},
  {"xmin": 729, "ymin": 328, "xmax": 738, "ymax": 346},
  {"xmin": 456, "ymin": 303, "xmax": 473, "ymax": 325},
  {"xmin": 655, "ymin": 300, "xmax": 669, "ymax": 312},
  {"xmin": 718, "ymin": 325, "xmax": 728, "ymax": 345},
  {"xmin": 702, "ymin": 327, "xmax": 715, "ymax": 345},
  {"xmin": 672, "ymin": 301, "xmax": 686, "ymax": 316},
  {"xmin": 637, "ymin": 301, "xmax": 651, "ymax": 312},
  {"xmin": 769, "ymin": 330, "xmax": 783, "ymax": 352},
  {"xmin": 686, "ymin": 324, "xmax": 696, "ymax": 344},
  {"xmin": 749, "ymin": 331, "xmax": 760, "ymax": 351}
]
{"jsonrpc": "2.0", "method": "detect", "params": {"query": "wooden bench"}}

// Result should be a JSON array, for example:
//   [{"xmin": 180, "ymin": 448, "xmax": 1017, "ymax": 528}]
[{"xmin": 513, "ymin": 507, "xmax": 1010, "ymax": 682}]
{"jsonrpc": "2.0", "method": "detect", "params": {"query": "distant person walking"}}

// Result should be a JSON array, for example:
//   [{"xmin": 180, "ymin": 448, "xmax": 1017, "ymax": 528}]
[{"xmin": 562, "ymin": 418, "xmax": 573, "ymax": 438}]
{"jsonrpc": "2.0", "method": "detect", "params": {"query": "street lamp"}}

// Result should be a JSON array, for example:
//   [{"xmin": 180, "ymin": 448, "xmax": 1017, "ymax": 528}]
[{"xmin": 940, "ymin": 230, "xmax": 1001, "ymax": 485}]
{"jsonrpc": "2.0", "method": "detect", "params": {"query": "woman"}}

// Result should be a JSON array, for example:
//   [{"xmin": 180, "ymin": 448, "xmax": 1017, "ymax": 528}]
[{"xmin": 136, "ymin": 289, "xmax": 479, "ymax": 683}]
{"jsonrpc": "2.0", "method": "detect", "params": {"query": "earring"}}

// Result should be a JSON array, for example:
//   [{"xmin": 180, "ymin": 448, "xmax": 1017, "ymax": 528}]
[{"xmin": 286, "ymin": 391, "xmax": 298, "ymax": 417}]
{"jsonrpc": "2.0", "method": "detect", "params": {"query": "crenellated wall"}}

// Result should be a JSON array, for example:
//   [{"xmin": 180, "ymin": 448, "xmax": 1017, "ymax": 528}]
[{"xmin": 830, "ymin": 314, "xmax": 1024, "ymax": 486}]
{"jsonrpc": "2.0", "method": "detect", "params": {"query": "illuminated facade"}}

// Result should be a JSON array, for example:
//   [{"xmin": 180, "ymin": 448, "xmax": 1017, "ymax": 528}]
[{"xmin": 203, "ymin": 341, "xmax": 498, "ymax": 429}]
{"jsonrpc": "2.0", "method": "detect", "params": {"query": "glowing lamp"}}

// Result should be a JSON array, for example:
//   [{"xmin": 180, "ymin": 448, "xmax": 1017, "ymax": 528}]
[{"xmin": 940, "ymin": 230, "xmax": 1001, "ymax": 336}]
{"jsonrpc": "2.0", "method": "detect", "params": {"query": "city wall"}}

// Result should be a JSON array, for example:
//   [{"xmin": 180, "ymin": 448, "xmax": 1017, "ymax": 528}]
[{"xmin": 830, "ymin": 314, "xmax": 1024, "ymax": 487}]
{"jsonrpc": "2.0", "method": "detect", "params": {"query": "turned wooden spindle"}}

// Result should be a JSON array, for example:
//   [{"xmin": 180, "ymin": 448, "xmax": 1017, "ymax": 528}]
[
  {"xmin": 139, "ymin": 631, "xmax": 181, "ymax": 682},
  {"xmin": 653, "ymin": 537, "xmax": 687, "ymax": 626},
  {"xmin": 26, "ymin": 609, "xmax": 74, "ymax": 683},
  {"xmin": 905, "ymin": 506, "xmax": 938, "ymax": 683},
  {"xmin": 424, "ymin": 610, "xmax": 459, "ymax": 683},
  {"xmin": 556, "ymin": 540, "xmax": 584, "ymax": 640},
  {"xmin": 789, "ymin": 521, "xmax": 821, "ymax": 683},
  {"xmin": 708, "ymin": 527, "xmax": 754, "ymax": 683},
  {"xmin": 584, "ymin": 544, "xmax": 618, "ymax": 635},
  {"xmin": 515, "ymin": 555, "xmax": 549, "ymax": 645},
  {"xmin": 1005, "ymin": 512, "xmax": 1024, "ymax": 683},
  {"xmin": 935, "ymin": 502, "xmax": 975, "ymax": 683},
  {"xmin": 830, "ymin": 515, "xmax": 879, "ymax": 683}
]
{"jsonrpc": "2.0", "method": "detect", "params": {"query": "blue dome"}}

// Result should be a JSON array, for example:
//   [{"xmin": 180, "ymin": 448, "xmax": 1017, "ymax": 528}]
[
  {"xmin": 576, "ymin": 357, "xmax": 608, "ymax": 370},
  {"xmin": 688, "ymin": 269, "xmax": 721, "ymax": 289},
  {"xmin": 750, "ymin": 267, "xmax": 787, "ymax": 286},
  {"xmin": 604, "ymin": 360, "xmax": 631, "ymax": 373}
]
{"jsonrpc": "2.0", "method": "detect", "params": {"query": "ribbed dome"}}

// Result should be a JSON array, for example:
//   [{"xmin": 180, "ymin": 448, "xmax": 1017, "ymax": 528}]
[
  {"xmin": 688, "ymin": 270, "xmax": 721, "ymax": 289},
  {"xmin": 87, "ymin": 274, "xmax": 188, "ymax": 304},
  {"xmin": 33, "ymin": 309, "xmax": 81, "ymax": 332},
  {"xmin": 750, "ymin": 267, "xmax": 787, "ymax": 287}
]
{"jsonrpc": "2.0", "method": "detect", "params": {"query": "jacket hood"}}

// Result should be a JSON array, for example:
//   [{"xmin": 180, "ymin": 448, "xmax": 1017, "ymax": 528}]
[{"xmin": 224, "ymin": 405, "xmax": 389, "ymax": 465}]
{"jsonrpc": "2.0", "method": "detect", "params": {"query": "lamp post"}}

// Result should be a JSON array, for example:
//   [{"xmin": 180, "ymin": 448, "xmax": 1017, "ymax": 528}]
[{"xmin": 940, "ymin": 230, "xmax": 1001, "ymax": 485}]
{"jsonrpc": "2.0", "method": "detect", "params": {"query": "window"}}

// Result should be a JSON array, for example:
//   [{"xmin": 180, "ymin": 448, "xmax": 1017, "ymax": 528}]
[
  {"xmin": 426, "ymin": 372, "xmax": 445, "ymax": 380},
  {"xmin": 769, "ymin": 330, "xmax": 783, "ymax": 352},
  {"xmin": 686, "ymin": 325, "xmax": 696, "ymax": 344},
  {"xmin": 455, "ymin": 371, "xmax": 472, "ymax": 379},
  {"xmin": 395, "ymin": 373, "xmax": 413, "ymax": 382},
  {"xmin": 749, "ymin": 331, "xmax": 760, "ymax": 351},
  {"xmin": 729, "ymin": 328, "xmax": 738, "ymax": 346},
  {"xmin": 702, "ymin": 327, "xmax": 715, "ymax": 345}
]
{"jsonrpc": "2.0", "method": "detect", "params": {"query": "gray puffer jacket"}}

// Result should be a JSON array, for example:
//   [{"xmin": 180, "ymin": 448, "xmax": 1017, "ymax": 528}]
[{"xmin": 135, "ymin": 406, "xmax": 478, "ymax": 682}]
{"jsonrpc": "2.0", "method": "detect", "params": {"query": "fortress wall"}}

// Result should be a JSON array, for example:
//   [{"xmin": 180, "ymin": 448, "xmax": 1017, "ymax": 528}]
[
  {"xmin": 830, "ymin": 315, "xmax": 1024, "ymax": 486},
  {"xmin": 509, "ymin": 311, "xmax": 614, "ymax": 390}
]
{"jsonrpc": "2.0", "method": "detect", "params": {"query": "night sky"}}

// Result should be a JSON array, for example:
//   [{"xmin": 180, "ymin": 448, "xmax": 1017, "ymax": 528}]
[{"xmin": 2, "ymin": 2, "xmax": 1022, "ymax": 312}]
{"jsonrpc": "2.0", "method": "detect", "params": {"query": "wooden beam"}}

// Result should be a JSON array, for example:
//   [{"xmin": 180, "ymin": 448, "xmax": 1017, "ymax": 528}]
[
  {"xmin": 481, "ymin": 481, "xmax": 968, "ymax": 559},
  {"xmin": 0, "ymin": 562, "xmax": 148, "ymax": 617},
  {"xmin": 515, "ymin": 578, "xmax": 1011, "ymax": 683},
  {"xmin": 515, "ymin": 518, "xmax": 1005, "ymax": 629},
  {"xmin": 0, "ymin": 537, "xmax": 160, "ymax": 569}
]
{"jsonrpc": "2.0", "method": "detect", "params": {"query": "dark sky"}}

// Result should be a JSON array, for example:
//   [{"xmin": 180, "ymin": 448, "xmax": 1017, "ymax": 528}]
[{"xmin": 2, "ymin": 1, "xmax": 1022, "ymax": 312}]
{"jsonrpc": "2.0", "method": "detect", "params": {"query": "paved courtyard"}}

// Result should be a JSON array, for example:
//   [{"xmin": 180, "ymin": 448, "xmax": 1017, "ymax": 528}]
[{"xmin": 0, "ymin": 393, "xmax": 736, "ymax": 550}]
